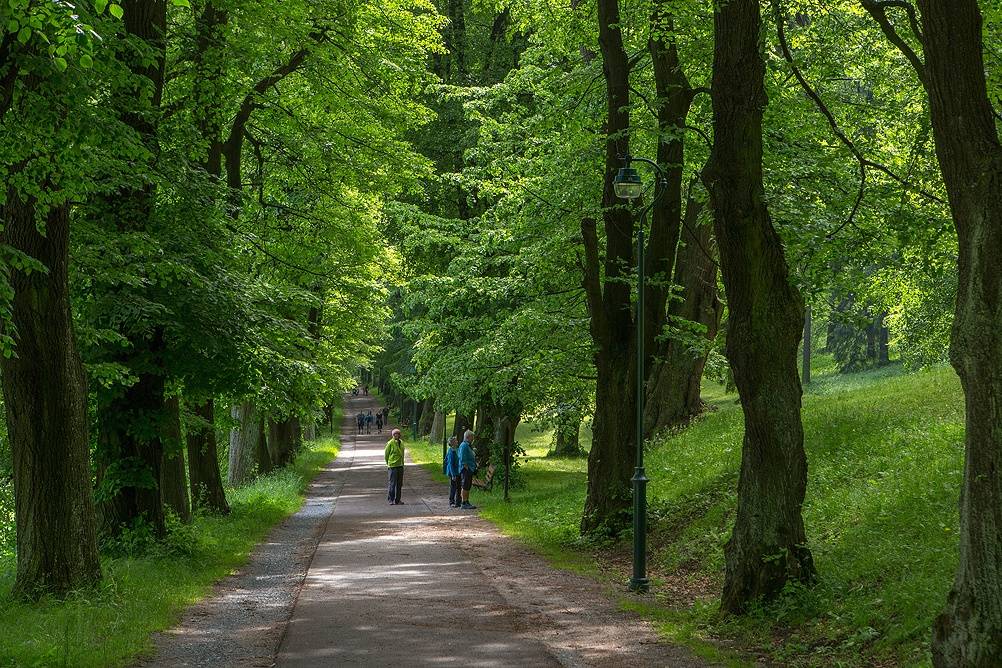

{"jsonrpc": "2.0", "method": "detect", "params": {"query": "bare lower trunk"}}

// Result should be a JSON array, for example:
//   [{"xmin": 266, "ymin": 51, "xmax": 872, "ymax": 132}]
[
  {"xmin": 705, "ymin": 0, "xmax": 815, "ymax": 612},
  {"xmin": 581, "ymin": 352, "xmax": 635, "ymax": 535},
  {"xmin": 255, "ymin": 418, "xmax": 273, "ymax": 475},
  {"xmin": 227, "ymin": 401, "xmax": 259, "ymax": 485},
  {"xmin": 1, "ymin": 197, "xmax": 101, "ymax": 599},
  {"xmin": 268, "ymin": 417, "xmax": 301, "ymax": 468},
  {"xmin": 187, "ymin": 399, "xmax": 230, "ymax": 514},
  {"xmin": 430, "ymin": 411, "xmax": 446, "ymax": 444},
  {"xmin": 161, "ymin": 396, "xmax": 191, "ymax": 523},
  {"xmin": 553, "ymin": 406, "xmax": 583, "ymax": 457},
  {"xmin": 493, "ymin": 406, "xmax": 521, "ymax": 502},
  {"xmin": 418, "ymin": 398, "xmax": 435, "ymax": 436}
]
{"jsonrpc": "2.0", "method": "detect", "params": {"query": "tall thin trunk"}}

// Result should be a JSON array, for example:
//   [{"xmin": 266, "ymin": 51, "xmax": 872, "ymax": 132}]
[
  {"xmin": 227, "ymin": 401, "xmax": 259, "ymax": 485},
  {"xmin": 187, "ymin": 399, "xmax": 229, "ymax": 514},
  {"xmin": 430, "ymin": 411, "xmax": 446, "ymax": 444},
  {"xmin": 95, "ymin": 0, "xmax": 170, "ymax": 540},
  {"xmin": 255, "ymin": 418, "xmax": 273, "ymax": 475},
  {"xmin": 418, "ymin": 398, "xmax": 435, "ymax": 436},
  {"xmin": 1, "ymin": 197, "xmax": 102, "ymax": 599},
  {"xmin": 906, "ymin": 1, "xmax": 1002, "ymax": 663},
  {"xmin": 160, "ymin": 396, "xmax": 191, "ymax": 523},
  {"xmin": 268, "ymin": 417, "xmax": 301, "ymax": 468},
  {"xmin": 580, "ymin": 0, "xmax": 637, "ymax": 536},
  {"xmin": 802, "ymin": 304, "xmax": 812, "ymax": 385},
  {"xmin": 644, "ymin": 201, "xmax": 722, "ymax": 434},
  {"xmin": 704, "ymin": 0, "xmax": 816, "ymax": 612}
]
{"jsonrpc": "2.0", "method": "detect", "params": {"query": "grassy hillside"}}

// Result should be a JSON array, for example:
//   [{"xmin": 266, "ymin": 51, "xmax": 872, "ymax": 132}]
[{"xmin": 410, "ymin": 364, "xmax": 965, "ymax": 666}]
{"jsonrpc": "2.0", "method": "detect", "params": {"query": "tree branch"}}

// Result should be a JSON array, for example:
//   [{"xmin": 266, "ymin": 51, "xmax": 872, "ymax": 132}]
[{"xmin": 859, "ymin": 0, "xmax": 925, "ymax": 82}]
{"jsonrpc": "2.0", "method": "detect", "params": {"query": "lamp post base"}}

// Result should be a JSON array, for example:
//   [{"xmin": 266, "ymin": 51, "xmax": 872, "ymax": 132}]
[
  {"xmin": 628, "ymin": 577, "xmax": 650, "ymax": 593},
  {"xmin": 630, "ymin": 465, "xmax": 649, "ymax": 593}
]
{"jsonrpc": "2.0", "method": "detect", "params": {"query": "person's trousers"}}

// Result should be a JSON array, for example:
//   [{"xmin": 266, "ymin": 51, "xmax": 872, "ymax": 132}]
[
  {"xmin": 387, "ymin": 466, "xmax": 404, "ymax": 503},
  {"xmin": 449, "ymin": 476, "xmax": 461, "ymax": 505}
]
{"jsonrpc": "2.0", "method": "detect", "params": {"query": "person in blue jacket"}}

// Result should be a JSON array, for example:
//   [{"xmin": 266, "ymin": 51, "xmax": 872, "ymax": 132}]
[
  {"xmin": 444, "ymin": 435, "xmax": 462, "ymax": 507},
  {"xmin": 457, "ymin": 430, "xmax": 477, "ymax": 510}
]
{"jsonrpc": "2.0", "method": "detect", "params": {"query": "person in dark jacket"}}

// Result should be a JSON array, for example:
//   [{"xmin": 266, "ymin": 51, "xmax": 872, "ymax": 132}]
[
  {"xmin": 444, "ymin": 436, "xmax": 461, "ymax": 507},
  {"xmin": 457, "ymin": 430, "xmax": 477, "ymax": 510}
]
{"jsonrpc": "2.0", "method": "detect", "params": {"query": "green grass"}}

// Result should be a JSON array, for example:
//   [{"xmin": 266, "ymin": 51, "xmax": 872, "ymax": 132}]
[
  {"xmin": 414, "ymin": 364, "xmax": 966, "ymax": 667},
  {"xmin": 0, "ymin": 432, "xmax": 340, "ymax": 668}
]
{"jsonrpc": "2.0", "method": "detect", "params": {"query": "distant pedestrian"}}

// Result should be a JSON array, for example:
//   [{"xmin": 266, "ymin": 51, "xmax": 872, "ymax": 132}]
[
  {"xmin": 382, "ymin": 406, "xmax": 390, "ymax": 423},
  {"xmin": 385, "ymin": 428, "xmax": 405, "ymax": 505},
  {"xmin": 457, "ymin": 429, "xmax": 477, "ymax": 510},
  {"xmin": 363, "ymin": 385, "xmax": 369, "ymax": 396},
  {"xmin": 356, "ymin": 412, "xmax": 365, "ymax": 434},
  {"xmin": 365, "ymin": 410, "xmax": 373, "ymax": 434},
  {"xmin": 444, "ymin": 435, "xmax": 461, "ymax": 507},
  {"xmin": 375, "ymin": 413, "xmax": 383, "ymax": 433}
]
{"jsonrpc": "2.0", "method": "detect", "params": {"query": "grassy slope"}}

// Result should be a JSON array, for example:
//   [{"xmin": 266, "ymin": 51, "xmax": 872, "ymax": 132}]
[
  {"xmin": 0, "ymin": 433, "xmax": 340, "ymax": 668},
  {"xmin": 409, "ymin": 363, "xmax": 964, "ymax": 667}
]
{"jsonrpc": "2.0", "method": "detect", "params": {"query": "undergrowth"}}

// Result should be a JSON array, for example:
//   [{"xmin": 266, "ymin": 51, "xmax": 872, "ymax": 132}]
[{"xmin": 0, "ymin": 430, "xmax": 339, "ymax": 668}]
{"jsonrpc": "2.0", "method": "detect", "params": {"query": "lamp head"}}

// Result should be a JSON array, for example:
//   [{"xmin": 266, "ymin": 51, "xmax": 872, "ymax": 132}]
[{"xmin": 613, "ymin": 166, "xmax": 643, "ymax": 200}]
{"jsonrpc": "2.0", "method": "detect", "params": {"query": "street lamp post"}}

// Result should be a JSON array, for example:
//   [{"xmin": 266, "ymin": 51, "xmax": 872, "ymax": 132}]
[{"xmin": 613, "ymin": 154, "xmax": 667, "ymax": 593}]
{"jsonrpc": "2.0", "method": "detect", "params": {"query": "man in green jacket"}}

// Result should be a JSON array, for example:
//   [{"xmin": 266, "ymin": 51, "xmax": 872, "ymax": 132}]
[{"xmin": 385, "ymin": 428, "xmax": 405, "ymax": 505}]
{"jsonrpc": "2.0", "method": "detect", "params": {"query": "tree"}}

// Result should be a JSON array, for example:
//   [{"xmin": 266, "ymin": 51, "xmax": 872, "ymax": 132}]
[
  {"xmin": 704, "ymin": 0, "xmax": 816, "ymax": 612},
  {"xmin": 0, "ymin": 1, "xmax": 109, "ymax": 598}
]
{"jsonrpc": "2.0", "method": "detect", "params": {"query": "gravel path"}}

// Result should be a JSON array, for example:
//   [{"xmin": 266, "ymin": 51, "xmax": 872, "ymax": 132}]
[
  {"xmin": 138, "ymin": 415, "xmax": 355, "ymax": 667},
  {"xmin": 142, "ymin": 395, "xmax": 713, "ymax": 667}
]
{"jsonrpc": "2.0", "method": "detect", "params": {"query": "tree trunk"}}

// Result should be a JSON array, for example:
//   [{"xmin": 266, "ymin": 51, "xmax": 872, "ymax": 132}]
[
  {"xmin": 255, "ymin": 418, "xmax": 273, "ymax": 475},
  {"xmin": 268, "ymin": 417, "xmax": 301, "ymax": 468},
  {"xmin": 1, "ymin": 197, "xmax": 102, "ymax": 599},
  {"xmin": 802, "ymin": 304, "xmax": 812, "ymax": 385},
  {"xmin": 553, "ymin": 405, "xmax": 583, "ymax": 457},
  {"xmin": 493, "ymin": 406, "xmax": 521, "ymax": 503},
  {"xmin": 303, "ymin": 423, "xmax": 316, "ymax": 442},
  {"xmin": 418, "ymin": 398, "xmax": 435, "ymax": 436},
  {"xmin": 187, "ymin": 399, "xmax": 229, "ymax": 514},
  {"xmin": 227, "ymin": 401, "xmax": 259, "ymax": 485},
  {"xmin": 877, "ymin": 312, "xmax": 890, "ymax": 365},
  {"xmin": 94, "ymin": 0, "xmax": 170, "ymax": 541},
  {"xmin": 453, "ymin": 412, "xmax": 472, "ymax": 440},
  {"xmin": 644, "ymin": 201, "xmax": 722, "ymax": 435},
  {"xmin": 430, "ymin": 411, "xmax": 446, "ymax": 444},
  {"xmin": 161, "ymin": 396, "xmax": 191, "ymax": 523},
  {"xmin": 704, "ymin": 0, "xmax": 816, "ymax": 613},
  {"xmin": 581, "ymin": 0, "xmax": 698, "ymax": 535},
  {"xmin": 907, "ymin": 2, "xmax": 1002, "ymax": 664}
]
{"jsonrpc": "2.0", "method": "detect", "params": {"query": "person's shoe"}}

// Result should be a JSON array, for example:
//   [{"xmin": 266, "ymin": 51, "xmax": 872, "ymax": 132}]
[
  {"xmin": 395, "ymin": 501, "xmax": 405, "ymax": 505},
  {"xmin": 461, "ymin": 502, "xmax": 477, "ymax": 510}
]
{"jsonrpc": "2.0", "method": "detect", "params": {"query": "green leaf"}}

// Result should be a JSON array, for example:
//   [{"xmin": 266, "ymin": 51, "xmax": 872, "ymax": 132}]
[
  {"xmin": 53, "ymin": 56, "xmax": 67, "ymax": 71},
  {"xmin": 16, "ymin": 26, "xmax": 30, "ymax": 44},
  {"xmin": 171, "ymin": 0, "xmax": 191, "ymax": 6},
  {"xmin": 108, "ymin": 3, "xmax": 123, "ymax": 19},
  {"xmin": 79, "ymin": 53, "xmax": 93, "ymax": 68},
  {"xmin": 95, "ymin": 0, "xmax": 108, "ymax": 12},
  {"xmin": 6, "ymin": 19, "xmax": 17, "ymax": 33}
]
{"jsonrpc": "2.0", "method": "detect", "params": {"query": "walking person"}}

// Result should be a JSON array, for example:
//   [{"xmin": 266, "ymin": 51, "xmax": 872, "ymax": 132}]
[
  {"xmin": 444, "ymin": 435, "xmax": 462, "ymax": 507},
  {"xmin": 375, "ymin": 412, "xmax": 383, "ymax": 433},
  {"xmin": 385, "ymin": 428, "xmax": 405, "ymax": 505},
  {"xmin": 457, "ymin": 429, "xmax": 477, "ymax": 510},
  {"xmin": 365, "ymin": 410, "xmax": 373, "ymax": 434},
  {"xmin": 356, "ymin": 411, "xmax": 364, "ymax": 434}
]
